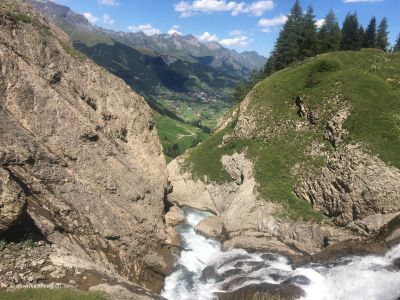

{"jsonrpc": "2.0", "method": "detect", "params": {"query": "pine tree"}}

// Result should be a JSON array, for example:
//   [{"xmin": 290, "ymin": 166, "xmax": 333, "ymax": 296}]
[
  {"xmin": 358, "ymin": 25, "xmax": 365, "ymax": 49},
  {"xmin": 340, "ymin": 13, "xmax": 362, "ymax": 51},
  {"xmin": 299, "ymin": 6, "xmax": 318, "ymax": 60},
  {"xmin": 364, "ymin": 17, "xmax": 377, "ymax": 48},
  {"xmin": 263, "ymin": 54, "xmax": 277, "ymax": 77},
  {"xmin": 394, "ymin": 34, "xmax": 400, "ymax": 52},
  {"xmin": 232, "ymin": 80, "xmax": 246, "ymax": 103},
  {"xmin": 376, "ymin": 17, "xmax": 389, "ymax": 51},
  {"xmin": 271, "ymin": 0, "xmax": 303, "ymax": 70},
  {"xmin": 318, "ymin": 9, "xmax": 341, "ymax": 53}
]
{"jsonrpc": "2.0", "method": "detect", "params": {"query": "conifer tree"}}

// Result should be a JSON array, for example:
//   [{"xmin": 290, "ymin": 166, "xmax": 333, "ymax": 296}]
[
  {"xmin": 376, "ymin": 17, "xmax": 389, "ymax": 51},
  {"xmin": 318, "ymin": 9, "xmax": 341, "ymax": 53},
  {"xmin": 364, "ymin": 17, "xmax": 377, "ymax": 48},
  {"xmin": 299, "ymin": 6, "xmax": 318, "ymax": 59},
  {"xmin": 394, "ymin": 34, "xmax": 400, "ymax": 52},
  {"xmin": 271, "ymin": 0, "xmax": 303, "ymax": 70},
  {"xmin": 340, "ymin": 13, "xmax": 362, "ymax": 51},
  {"xmin": 263, "ymin": 54, "xmax": 277, "ymax": 77},
  {"xmin": 358, "ymin": 25, "xmax": 365, "ymax": 49}
]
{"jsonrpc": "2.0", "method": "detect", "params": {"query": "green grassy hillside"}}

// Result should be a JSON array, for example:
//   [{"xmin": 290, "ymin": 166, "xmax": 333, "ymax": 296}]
[
  {"xmin": 74, "ymin": 41, "xmax": 236, "ymax": 125},
  {"xmin": 154, "ymin": 114, "xmax": 209, "ymax": 162},
  {"xmin": 184, "ymin": 49, "xmax": 400, "ymax": 220},
  {"xmin": 0, "ymin": 289, "xmax": 107, "ymax": 300}
]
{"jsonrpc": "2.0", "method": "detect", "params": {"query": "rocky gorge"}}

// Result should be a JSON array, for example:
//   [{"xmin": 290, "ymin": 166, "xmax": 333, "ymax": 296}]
[{"xmin": 0, "ymin": 0, "xmax": 400, "ymax": 299}]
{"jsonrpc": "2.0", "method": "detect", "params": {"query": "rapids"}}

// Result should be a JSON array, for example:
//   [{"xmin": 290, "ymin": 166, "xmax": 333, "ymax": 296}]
[{"xmin": 161, "ymin": 208, "xmax": 400, "ymax": 300}]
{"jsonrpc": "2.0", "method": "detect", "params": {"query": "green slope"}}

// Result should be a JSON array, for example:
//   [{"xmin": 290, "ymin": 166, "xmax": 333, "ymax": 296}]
[
  {"xmin": 0, "ymin": 289, "xmax": 107, "ymax": 300},
  {"xmin": 184, "ymin": 49, "xmax": 400, "ymax": 220},
  {"xmin": 155, "ymin": 114, "xmax": 209, "ymax": 162}
]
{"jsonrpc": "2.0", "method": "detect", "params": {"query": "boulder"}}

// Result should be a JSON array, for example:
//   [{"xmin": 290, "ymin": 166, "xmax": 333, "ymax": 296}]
[
  {"xmin": 200, "ymin": 266, "xmax": 224, "ymax": 283},
  {"xmin": 195, "ymin": 216, "xmax": 225, "ymax": 241},
  {"xmin": 165, "ymin": 206, "xmax": 185, "ymax": 226}
]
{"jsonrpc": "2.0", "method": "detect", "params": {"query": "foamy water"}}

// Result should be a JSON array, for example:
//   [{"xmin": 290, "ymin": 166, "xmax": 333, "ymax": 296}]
[{"xmin": 162, "ymin": 208, "xmax": 400, "ymax": 300}]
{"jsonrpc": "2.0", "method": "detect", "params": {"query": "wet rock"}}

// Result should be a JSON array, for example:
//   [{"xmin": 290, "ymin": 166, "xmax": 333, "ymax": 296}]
[
  {"xmin": 250, "ymin": 263, "xmax": 270, "ymax": 273},
  {"xmin": 200, "ymin": 266, "xmax": 224, "ymax": 283},
  {"xmin": 217, "ymin": 255, "xmax": 252, "ymax": 268},
  {"xmin": 392, "ymin": 258, "xmax": 400, "ymax": 269},
  {"xmin": 223, "ymin": 268, "xmax": 245, "ymax": 279},
  {"xmin": 195, "ymin": 216, "xmax": 225, "ymax": 241},
  {"xmin": 309, "ymin": 240, "xmax": 388, "ymax": 265},
  {"xmin": 269, "ymin": 273, "xmax": 287, "ymax": 282},
  {"xmin": 215, "ymin": 282, "xmax": 305, "ymax": 300},
  {"xmin": 261, "ymin": 253, "xmax": 279, "ymax": 261},
  {"xmin": 232, "ymin": 261, "xmax": 268, "ymax": 274},
  {"xmin": 283, "ymin": 275, "xmax": 311, "ymax": 286},
  {"xmin": 221, "ymin": 277, "xmax": 259, "ymax": 291}
]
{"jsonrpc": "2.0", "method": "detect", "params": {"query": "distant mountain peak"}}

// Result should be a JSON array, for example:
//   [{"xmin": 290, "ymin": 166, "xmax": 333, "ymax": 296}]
[
  {"xmin": 28, "ymin": 0, "xmax": 266, "ymax": 73},
  {"xmin": 206, "ymin": 42, "xmax": 222, "ymax": 50}
]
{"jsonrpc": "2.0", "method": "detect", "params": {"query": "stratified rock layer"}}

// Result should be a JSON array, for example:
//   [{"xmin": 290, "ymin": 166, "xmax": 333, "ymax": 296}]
[{"xmin": 0, "ymin": 0, "xmax": 171, "ymax": 292}]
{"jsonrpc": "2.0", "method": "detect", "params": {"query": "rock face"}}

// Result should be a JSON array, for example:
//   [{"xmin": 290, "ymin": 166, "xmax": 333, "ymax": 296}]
[
  {"xmin": 168, "ymin": 159, "xmax": 219, "ymax": 213},
  {"xmin": 0, "ymin": 168, "xmax": 26, "ymax": 232},
  {"xmin": 295, "ymin": 145, "xmax": 400, "ymax": 233},
  {"xmin": 168, "ymin": 154, "xmax": 355, "ymax": 257},
  {"xmin": 0, "ymin": 0, "xmax": 171, "ymax": 292}
]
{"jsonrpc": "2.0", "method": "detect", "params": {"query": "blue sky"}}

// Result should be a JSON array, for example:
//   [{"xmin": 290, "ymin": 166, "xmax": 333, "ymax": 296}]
[{"xmin": 57, "ymin": 0, "xmax": 400, "ymax": 56}]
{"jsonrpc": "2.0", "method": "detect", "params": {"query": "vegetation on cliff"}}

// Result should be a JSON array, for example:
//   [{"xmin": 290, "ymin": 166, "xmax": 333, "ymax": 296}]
[{"xmin": 185, "ymin": 49, "xmax": 400, "ymax": 221}]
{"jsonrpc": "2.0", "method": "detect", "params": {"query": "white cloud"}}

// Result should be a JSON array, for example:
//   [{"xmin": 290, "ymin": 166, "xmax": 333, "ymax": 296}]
[
  {"xmin": 128, "ymin": 24, "xmax": 161, "ymax": 36},
  {"xmin": 198, "ymin": 31, "xmax": 219, "ymax": 42},
  {"xmin": 220, "ymin": 35, "xmax": 251, "ymax": 47},
  {"xmin": 168, "ymin": 25, "xmax": 183, "ymax": 35},
  {"xmin": 84, "ymin": 12, "xmax": 99, "ymax": 23},
  {"xmin": 258, "ymin": 14, "xmax": 287, "ymax": 32},
  {"xmin": 174, "ymin": 0, "xmax": 275, "ymax": 18},
  {"xmin": 103, "ymin": 14, "xmax": 115, "ymax": 25},
  {"xmin": 247, "ymin": 0, "xmax": 275, "ymax": 16},
  {"xmin": 99, "ymin": 0, "xmax": 119, "ymax": 6},
  {"xmin": 343, "ymin": 0, "xmax": 383, "ymax": 2},
  {"xmin": 229, "ymin": 30, "xmax": 245, "ymax": 36},
  {"xmin": 315, "ymin": 18, "xmax": 325, "ymax": 28}
]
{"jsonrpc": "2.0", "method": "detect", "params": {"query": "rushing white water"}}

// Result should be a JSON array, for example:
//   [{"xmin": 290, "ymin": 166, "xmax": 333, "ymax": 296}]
[{"xmin": 162, "ymin": 208, "xmax": 400, "ymax": 300}]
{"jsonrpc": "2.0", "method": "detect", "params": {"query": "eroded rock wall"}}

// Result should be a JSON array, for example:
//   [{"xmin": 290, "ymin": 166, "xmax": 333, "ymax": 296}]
[{"xmin": 0, "ymin": 0, "xmax": 171, "ymax": 291}]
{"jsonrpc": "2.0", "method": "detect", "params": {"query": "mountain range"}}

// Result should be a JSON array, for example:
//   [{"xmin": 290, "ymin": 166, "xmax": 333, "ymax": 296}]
[
  {"xmin": 28, "ymin": 0, "xmax": 266, "ymax": 78},
  {"xmin": 28, "ymin": 0, "xmax": 266, "ymax": 132}
]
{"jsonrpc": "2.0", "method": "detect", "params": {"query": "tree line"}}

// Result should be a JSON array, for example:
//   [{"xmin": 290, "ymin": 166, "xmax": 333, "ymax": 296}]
[{"xmin": 233, "ymin": 0, "xmax": 400, "ymax": 103}]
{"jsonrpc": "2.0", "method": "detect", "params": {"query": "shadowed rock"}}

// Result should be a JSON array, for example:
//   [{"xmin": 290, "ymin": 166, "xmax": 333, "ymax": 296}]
[{"xmin": 215, "ymin": 282, "xmax": 305, "ymax": 300}]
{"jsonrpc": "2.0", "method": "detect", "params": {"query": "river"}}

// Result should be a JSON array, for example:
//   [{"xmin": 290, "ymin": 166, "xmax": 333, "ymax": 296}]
[{"xmin": 161, "ymin": 208, "xmax": 400, "ymax": 300}]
